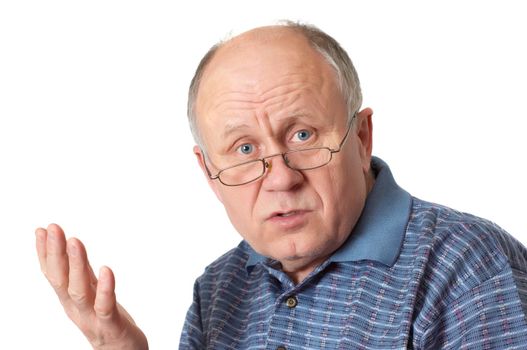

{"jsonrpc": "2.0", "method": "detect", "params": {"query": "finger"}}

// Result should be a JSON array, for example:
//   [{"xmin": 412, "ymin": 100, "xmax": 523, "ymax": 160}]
[
  {"xmin": 35, "ymin": 227, "xmax": 48, "ymax": 274},
  {"xmin": 45, "ymin": 223, "xmax": 70, "ymax": 301},
  {"xmin": 66, "ymin": 238, "xmax": 96, "ymax": 312},
  {"xmin": 88, "ymin": 261, "xmax": 98, "ymax": 288},
  {"xmin": 94, "ymin": 266, "xmax": 119, "ymax": 324}
]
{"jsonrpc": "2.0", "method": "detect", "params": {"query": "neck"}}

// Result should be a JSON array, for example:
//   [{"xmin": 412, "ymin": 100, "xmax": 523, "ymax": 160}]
[{"xmin": 281, "ymin": 255, "xmax": 328, "ymax": 285}]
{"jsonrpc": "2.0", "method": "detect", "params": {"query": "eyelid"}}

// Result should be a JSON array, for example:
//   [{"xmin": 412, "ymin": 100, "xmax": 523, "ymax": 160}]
[
  {"xmin": 289, "ymin": 127, "xmax": 315, "ymax": 143},
  {"xmin": 233, "ymin": 139, "xmax": 261, "ymax": 157}
]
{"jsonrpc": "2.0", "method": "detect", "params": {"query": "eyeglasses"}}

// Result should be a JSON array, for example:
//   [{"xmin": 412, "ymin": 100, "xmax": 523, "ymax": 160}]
[{"xmin": 204, "ymin": 115, "xmax": 356, "ymax": 186}]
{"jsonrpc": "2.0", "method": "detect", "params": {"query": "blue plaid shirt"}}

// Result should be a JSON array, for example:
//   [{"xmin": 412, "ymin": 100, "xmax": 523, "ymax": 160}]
[{"xmin": 180, "ymin": 158, "xmax": 527, "ymax": 349}]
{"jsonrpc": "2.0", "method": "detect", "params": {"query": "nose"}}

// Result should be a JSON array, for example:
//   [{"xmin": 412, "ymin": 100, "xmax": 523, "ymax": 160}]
[{"xmin": 261, "ymin": 154, "xmax": 304, "ymax": 191}]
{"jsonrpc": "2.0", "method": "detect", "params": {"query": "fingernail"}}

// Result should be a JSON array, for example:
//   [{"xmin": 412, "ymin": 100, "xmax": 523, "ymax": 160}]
[
  {"xmin": 67, "ymin": 243, "xmax": 78, "ymax": 257},
  {"xmin": 47, "ymin": 228, "xmax": 57, "ymax": 241}
]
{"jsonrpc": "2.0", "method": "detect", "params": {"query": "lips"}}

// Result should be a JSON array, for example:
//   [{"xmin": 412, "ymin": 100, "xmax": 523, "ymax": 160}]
[
  {"xmin": 266, "ymin": 209, "xmax": 311, "ymax": 230},
  {"xmin": 267, "ymin": 209, "xmax": 310, "ymax": 220}
]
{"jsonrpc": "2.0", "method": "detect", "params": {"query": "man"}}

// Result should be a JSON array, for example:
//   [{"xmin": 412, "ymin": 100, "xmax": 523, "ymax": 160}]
[{"xmin": 36, "ymin": 22, "xmax": 527, "ymax": 349}]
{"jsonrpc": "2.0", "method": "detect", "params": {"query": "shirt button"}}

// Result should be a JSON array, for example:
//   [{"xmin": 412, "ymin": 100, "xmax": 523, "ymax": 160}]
[
  {"xmin": 285, "ymin": 296, "xmax": 298, "ymax": 308},
  {"xmin": 277, "ymin": 347, "xmax": 286, "ymax": 350}
]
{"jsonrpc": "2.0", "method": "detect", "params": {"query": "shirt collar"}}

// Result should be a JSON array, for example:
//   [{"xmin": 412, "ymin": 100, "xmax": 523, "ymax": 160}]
[
  {"xmin": 328, "ymin": 157, "xmax": 411, "ymax": 266},
  {"xmin": 245, "ymin": 156, "xmax": 412, "ymax": 271}
]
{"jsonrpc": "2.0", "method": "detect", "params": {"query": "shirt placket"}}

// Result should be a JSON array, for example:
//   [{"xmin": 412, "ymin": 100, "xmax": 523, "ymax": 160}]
[{"xmin": 262, "ymin": 261, "xmax": 332, "ymax": 350}]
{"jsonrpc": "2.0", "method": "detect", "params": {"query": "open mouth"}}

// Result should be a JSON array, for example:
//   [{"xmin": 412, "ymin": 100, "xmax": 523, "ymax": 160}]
[
  {"xmin": 276, "ymin": 211, "xmax": 298, "ymax": 218},
  {"xmin": 267, "ymin": 209, "xmax": 310, "ymax": 228}
]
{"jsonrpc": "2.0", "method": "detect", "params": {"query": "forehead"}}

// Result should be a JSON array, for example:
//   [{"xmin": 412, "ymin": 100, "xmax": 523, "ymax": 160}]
[{"xmin": 194, "ymin": 27, "xmax": 346, "ymax": 152}]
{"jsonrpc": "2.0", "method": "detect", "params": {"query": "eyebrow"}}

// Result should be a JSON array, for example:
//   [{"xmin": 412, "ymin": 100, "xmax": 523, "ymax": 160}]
[{"xmin": 222, "ymin": 122, "xmax": 251, "ymax": 139}]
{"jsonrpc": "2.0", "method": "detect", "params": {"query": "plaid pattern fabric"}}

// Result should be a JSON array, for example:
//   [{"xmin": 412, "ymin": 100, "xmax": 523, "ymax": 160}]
[{"xmin": 180, "ymin": 160, "xmax": 527, "ymax": 349}]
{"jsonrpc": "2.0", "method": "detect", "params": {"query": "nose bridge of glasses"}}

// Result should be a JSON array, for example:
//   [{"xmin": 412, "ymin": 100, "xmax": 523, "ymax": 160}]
[{"xmin": 263, "ymin": 151, "xmax": 292, "ymax": 171}]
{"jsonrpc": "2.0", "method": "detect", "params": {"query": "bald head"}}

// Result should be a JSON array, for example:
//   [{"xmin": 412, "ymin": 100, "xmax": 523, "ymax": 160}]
[
  {"xmin": 217, "ymin": 25, "xmax": 313, "ymax": 53},
  {"xmin": 199, "ymin": 25, "xmax": 322, "ymax": 87},
  {"xmin": 187, "ymin": 22, "xmax": 362, "ymax": 148}
]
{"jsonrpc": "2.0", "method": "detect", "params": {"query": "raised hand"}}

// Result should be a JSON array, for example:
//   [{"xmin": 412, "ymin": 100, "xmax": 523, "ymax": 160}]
[{"xmin": 35, "ymin": 224, "xmax": 148, "ymax": 350}]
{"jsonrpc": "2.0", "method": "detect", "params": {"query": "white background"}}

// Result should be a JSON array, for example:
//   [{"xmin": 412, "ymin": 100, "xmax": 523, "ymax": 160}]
[{"xmin": 1, "ymin": 1, "xmax": 526, "ymax": 349}]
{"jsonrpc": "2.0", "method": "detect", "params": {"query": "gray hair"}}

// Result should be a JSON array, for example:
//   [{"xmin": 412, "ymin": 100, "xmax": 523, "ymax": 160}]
[{"xmin": 187, "ymin": 21, "xmax": 363, "ymax": 148}]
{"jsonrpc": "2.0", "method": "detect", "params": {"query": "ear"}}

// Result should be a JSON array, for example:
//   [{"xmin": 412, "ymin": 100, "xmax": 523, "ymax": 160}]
[
  {"xmin": 193, "ymin": 145, "xmax": 224, "ymax": 203},
  {"xmin": 355, "ymin": 107, "xmax": 374, "ymax": 173}
]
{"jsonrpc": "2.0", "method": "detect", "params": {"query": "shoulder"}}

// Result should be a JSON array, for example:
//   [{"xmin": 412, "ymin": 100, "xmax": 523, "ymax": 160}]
[
  {"xmin": 409, "ymin": 197, "xmax": 527, "ymax": 306},
  {"xmin": 411, "ymin": 197, "xmax": 527, "ymax": 274},
  {"xmin": 409, "ymin": 199, "xmax": 527, "ymax": 347}
]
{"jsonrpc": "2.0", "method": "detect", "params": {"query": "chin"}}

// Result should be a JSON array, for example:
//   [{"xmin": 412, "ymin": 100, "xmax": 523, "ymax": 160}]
[{"xmin": 280, "ymin": 238, "xmax": 327, "ymax": 261}]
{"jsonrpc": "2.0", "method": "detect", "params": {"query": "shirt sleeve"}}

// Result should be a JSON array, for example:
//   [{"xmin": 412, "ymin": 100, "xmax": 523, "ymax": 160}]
[
  {"xmin": 179, "ymin": 279, "xmax": 205, "ymax": 350},
  {"xmin": 419, "ymin": 263, "xmax": 527, "ymax": 349}
]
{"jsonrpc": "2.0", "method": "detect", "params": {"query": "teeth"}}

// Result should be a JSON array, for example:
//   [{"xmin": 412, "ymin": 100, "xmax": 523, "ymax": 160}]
[{"xmin": 279, "ymin": 211, "xmax": 296, "ymax": 217}]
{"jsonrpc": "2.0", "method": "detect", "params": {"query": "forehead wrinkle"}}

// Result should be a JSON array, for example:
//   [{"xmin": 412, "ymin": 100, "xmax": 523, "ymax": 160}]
[
  {"xmin": 231, "ymin": 81, "xmax": 329, "ymax": 121},
  {"xmin": 206, "ymin": 82, "xmax": 310, "ymax": 123},
  {"xmin": 210, "ymin": 76, "xmax": 306, "ymax": 109},
  {"xmin": 211, "ymin": 86, "xmax": 330, "ymax": 141},
  {"xmin": 265, "ymin": 90, "xmax": 333, "ymax": 128},
  {"xmin": 206, "ymin": 89, "xmax": 259, "ymax": 113},
  {"xmin": 255, "ymin": 69, "xmax": 334, "ymax": 117}
]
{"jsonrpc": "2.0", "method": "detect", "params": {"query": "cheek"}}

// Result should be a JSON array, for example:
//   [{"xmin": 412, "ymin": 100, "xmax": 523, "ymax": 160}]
[
  {"xmin": 321, "ymin": 156, "xmax": 365, "ymax": 229},
  {"xmin": 304, "ymin": 167, "xmax": 344, "ymax": 230},
  {"xmin": 218, "ymin": 185, "xmax": 261, "ymax": 237}
]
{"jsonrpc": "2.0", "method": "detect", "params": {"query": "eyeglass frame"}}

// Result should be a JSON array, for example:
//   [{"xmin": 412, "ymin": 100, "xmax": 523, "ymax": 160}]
[{"xmin": 202, "ymin": 113, "xmax": 357, "ymax": 186}]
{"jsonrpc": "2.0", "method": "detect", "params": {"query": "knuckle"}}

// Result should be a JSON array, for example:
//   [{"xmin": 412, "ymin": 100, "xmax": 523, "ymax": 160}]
[
  {"xmin": 48, "ymin": 277, "xmax": 67, "ymax": 291},
  {"xmin": 68, "ymin": 288, "xmax": 89, "ymax": 305},
  {"xmin": 94, "ymin": 304, "xmax": 113, "ymax": 318}
]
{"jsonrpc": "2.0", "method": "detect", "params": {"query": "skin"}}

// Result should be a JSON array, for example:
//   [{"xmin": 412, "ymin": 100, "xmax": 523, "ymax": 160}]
[
  {"xmin": 194, "ymin": 26, "xmax": 374, "ymax": 283},
  {"xmin": 35, "ymin": 224, "xmax": 148, "ymax": 349},
  {"xmin": 35, "ymin": 25, "xmax": 374, "ymax": 348}
]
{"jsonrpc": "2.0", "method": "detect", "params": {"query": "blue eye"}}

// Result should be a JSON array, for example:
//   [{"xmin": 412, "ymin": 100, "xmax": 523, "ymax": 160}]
[
  {"xmin": 238, "ymin": 143, "xmax": 254, "ymax": 154},
  {"xmin": 295, "ymin": 129, "xmax": 312, "ymax": 141}
]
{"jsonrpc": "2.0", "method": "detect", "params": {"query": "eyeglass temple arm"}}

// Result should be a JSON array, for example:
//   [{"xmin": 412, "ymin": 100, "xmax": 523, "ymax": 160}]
[
  {"xmin": 200, "ymin": 148, "xmax": 220, "ymax": 180},
  {"xmin": 331, "ymin": 113, "xmax": 357, "ymax": 153}
]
